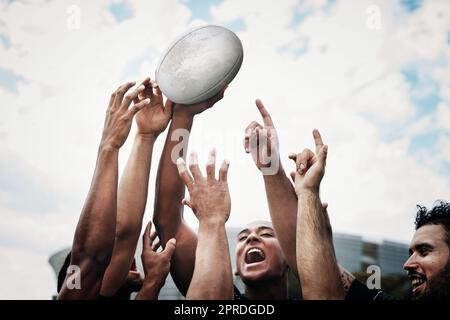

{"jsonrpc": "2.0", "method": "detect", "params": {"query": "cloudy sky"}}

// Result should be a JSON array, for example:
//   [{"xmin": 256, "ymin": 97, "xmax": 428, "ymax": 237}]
[{"xmin": 0, "ymin": 0, "xmax": 449, "ymax": 299}]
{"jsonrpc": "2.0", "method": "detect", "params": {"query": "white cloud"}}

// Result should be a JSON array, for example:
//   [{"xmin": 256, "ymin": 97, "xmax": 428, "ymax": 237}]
[
  {"xmin": 436, "ymin": 102, "xmax": 450, "ymax": 131},
  {"xmin": 0, "ymin": 0, "xmax": 449, "ymax": 299}
]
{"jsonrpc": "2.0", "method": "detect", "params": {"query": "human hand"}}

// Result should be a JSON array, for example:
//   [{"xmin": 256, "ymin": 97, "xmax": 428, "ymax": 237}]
[
  {"xmin": 139, "ymin": 222, "xmax": 176, "ymax": 294},
  {"xmin": 135, "ymin": 77, "xmax": 174, "ymax": 137},
  {"xmin": 288, "ymin": 129, "xmax": 328, "ymax": 194},
  {"xmin": 172, "ymin": 86, "xmax": 227, "ymax": 119},
  {"xmin": 176, "ymin": 149, "xmax": 231, "ymax": 225},
  {"xmin": 243, "ymin": 99, "xmax": 280, "ymax": 175},
  {"xmin": 101, "ymin": 81, "xmax": 150, "ymax": 150}
]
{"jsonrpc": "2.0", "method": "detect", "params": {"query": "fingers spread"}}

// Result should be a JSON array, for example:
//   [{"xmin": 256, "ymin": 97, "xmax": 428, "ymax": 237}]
[
  {"xmin": 112, "ymin": 81, "xmax": 136, "ymax": 110},
  {"xmin": 188, "ymin": 151, "xmax": 204, "ymax": 181},
  {"xmin": 206, "ymin": 149, "xmax": 217, "ymax": 181},
  {"xmin": 129, "ymin": 98, "xmax": 150, "ymax": 116},
  {"xmin": 255, "ymin": 99, "xmax": 274, "ymax": 127},
  {"xmin": 176, "ymin": 158, "xmax": 194, "ymax": 189},
  {"xmin": 122, "ymin": 84, "xmax": 146, "ymax": 110},
  {"xmin": 219, "ymin": 159, "xmax": 230, "ymax": 182}
]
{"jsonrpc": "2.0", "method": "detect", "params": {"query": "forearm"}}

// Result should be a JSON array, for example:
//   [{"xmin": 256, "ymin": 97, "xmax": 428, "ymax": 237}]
[
  {"xmin": 296, "ymin": 190, "xmax": 344, "ymax": 300},
  {"xmin": 116, "ymin": 133, "xmax": 155, "ymax": 237},
  {"xmin": 186, "ymin": 220, "xmax": 233, "ymax": 300},
  {"xmin": 153, "ymin": 114, "xmax": 193, "ymax": 233},
  {"xmin": 262, "ymin": 165, "xmax": 299, "ymax": 275},
  {"xmin": 72, "ymin": 146, "xmax": 119, "ymax": 261},
  {"xmin": 135, "ymin": 279, "xmax": 164, "ymax": 300},
  {"xmin": 153, "ymin": 113, "xmax": 197, "ymax": 295},
  {"xmin": 100, "ymin": 134, "xmax": 155, "ymax": 296}
]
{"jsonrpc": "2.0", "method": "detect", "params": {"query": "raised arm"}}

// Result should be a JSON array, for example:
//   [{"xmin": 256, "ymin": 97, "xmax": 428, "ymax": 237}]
[
  {"xmin": 290, "ymin": 129, "xmax": 344, "ymax": 300},
  {"xmin": 244, "ymin": 99, "xmax": 299, "ymax": 276},
  {"xmin": 58, "ymin": 82, "xmax": 150, "ymax": 299},
  {"xmin": 135, "ymin": 222, "xmax": 176, "ymax": 300},
  {"xmin": 100, "ymin": 78, "xmax": 173, "ymax": 297},
  {"xmin": 177, "ymin": 150, "xmax": 233, "ymax": 300},
  {"xmin": 153, "ymin": 91, "xmax": 225, "ymax": 296}
]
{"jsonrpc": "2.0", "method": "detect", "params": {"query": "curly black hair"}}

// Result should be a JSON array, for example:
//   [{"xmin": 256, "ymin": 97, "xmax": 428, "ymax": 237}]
[{"xmin": 415, "ymin": 200, "xmax": 450, "ymax": 247}]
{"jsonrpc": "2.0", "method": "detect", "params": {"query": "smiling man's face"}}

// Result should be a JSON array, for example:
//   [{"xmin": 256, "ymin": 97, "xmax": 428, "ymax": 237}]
[
  {"xmin": 404, "ymin": 224, "xmax": 450, "ymax": 299},
  {"xmin": 235, "ymin": 221, "xmax": 287, "ymax": 284}
]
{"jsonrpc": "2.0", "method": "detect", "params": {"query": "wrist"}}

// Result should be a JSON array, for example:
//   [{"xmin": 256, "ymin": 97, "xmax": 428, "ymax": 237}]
[
  {"xmin": 198, "ymin": 215, "xmax": 228, "ymax": 227},
  {"xmin": 173, "ymin": 109, "xmax": 195, "ymax": 123},
  {"xmin": 136, "ymin": 279, "xmax": 163, "ymax": 300},
  {"xmin": 296, "ymin": 187, "xmax": 320, "ymax": 197},
  {"xmin": 98, "ymin": 143, "xmax": 120, "ymax": 153},
  {"xmin": 136, "ymin": 132, "xmax": 158, "ymax": 142},
  {"xmin": 261, "ymin": 161, "xmax": 284, "ymax": 178}
]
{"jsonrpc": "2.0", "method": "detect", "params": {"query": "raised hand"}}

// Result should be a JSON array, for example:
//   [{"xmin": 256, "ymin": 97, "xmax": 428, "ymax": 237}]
[
  {"xmin": 101, "ymin": 81, "xmax": 150, "ymax": 149},
  {"xmin": 243, "ymin": 99, "xmax": 280, "ymax": 175},
  {"xmin": 289, "ymin": 129, "xmax": 328, "ymax": 193},
  {"xmin": 173, "ymin": 87, "xmax": 227, "ymax": 119},
  {"xmin": 176, "ymin": 149, "xmax": 231, "ymax": 225},
  {"xmin": 136, "ymin": 221, "xmax": 176, "ymax": 300},
  {"xmin": 135, "ymin": 77, "xmax": 173, "ymax": 137}
]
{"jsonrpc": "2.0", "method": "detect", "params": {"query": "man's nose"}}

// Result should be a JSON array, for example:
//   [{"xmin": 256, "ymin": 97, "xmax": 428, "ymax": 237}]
[
  {"xmin": 403, "ymin": 254, "xmax": 418, "ymax": 272},
  {"xmin": 246, "ymin": 232, "xmax": 261, "ymax": 243}
]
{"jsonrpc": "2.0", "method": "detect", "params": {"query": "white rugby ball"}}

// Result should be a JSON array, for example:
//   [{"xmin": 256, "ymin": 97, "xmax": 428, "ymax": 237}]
[{"xmin": 155, "ymin": 25, "xmax": 243, "ymax": 105}]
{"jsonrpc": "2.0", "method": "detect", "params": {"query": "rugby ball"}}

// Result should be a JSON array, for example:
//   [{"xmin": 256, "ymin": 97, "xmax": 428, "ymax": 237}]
[{"xmin": 155, "ymin": 25, "xmax": 243, "ymax": 105}]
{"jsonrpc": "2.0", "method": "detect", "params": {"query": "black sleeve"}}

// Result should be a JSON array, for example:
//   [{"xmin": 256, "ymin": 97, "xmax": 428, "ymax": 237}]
[
  {"xmin": 345, "ymin": 279, "xmax": 395, "ymax": 300},
  {"xmin": 233, "ymin": 285, "xmax": 247, "ymax": 300}
]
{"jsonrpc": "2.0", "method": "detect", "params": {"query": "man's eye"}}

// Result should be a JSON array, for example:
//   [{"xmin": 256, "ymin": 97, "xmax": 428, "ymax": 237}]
[
  {"xmin": 238, "ymin": 236, "xmax": 247, "ymax": 241},
  {"xmin": 261, "ymin": 233, "xmax": 273, "ymax": 237},
  {"xmin": 419, "ymin": 249, "xmax": 430, "ymax": 256}
]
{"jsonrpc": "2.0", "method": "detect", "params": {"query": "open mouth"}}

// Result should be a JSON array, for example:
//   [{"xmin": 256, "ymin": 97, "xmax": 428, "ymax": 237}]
[
  {"xmin": 409, "ymin": 275, "xmax": 426, "ymax": 296},
  {"xmin": 245, "ymin": 247, "xmax": 266, "ymax": 264}
]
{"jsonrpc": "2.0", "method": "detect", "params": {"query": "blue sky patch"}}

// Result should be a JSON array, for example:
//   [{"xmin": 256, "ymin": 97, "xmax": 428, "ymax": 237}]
[
  {"xmin": 109, "ymin": 0, "xmax": 134, "ymax": 23},
  {"xmin": 400, "ymin": 0, "xmax": 423, "ymax": 12},
  {"xmin": 0, "ymin": 67, "xmax": 26, "ymax": 92}
]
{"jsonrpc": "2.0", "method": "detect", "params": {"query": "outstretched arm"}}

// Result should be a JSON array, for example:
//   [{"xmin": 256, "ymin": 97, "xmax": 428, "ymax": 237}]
[
  {"xmin": 58, "ymin": 82, "xmax": 150, "ymax": 299},
  {"xmin": 291, "ymin": 129, "xmax": 344, "ymax": 300},
  {"xmin": 177, "ymin": 150, "xmax": 233, "ymax": 300},
  {"xmin": 153, "ymin": 91, "xmax": 226, "ymax": 296},
  {"xmin": 100, "ymin": 78, "xmax": 173, "ymax": 297},
  {"xmin": 244, "ymin": 99, "xmax": 299, "ymax": 276}
]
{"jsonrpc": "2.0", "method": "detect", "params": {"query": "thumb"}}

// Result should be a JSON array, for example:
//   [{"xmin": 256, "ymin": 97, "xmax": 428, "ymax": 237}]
[
  {"xmin": 165, "ymin": 98, "xmax": 174, "ymax": 112},
  {"xmin": 182, "ymin": 197, "xmax": 192, "ymax": 209},
  {"xmin": 162, "ymin": 238, "xmax": 176, "ymax": 259}
]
